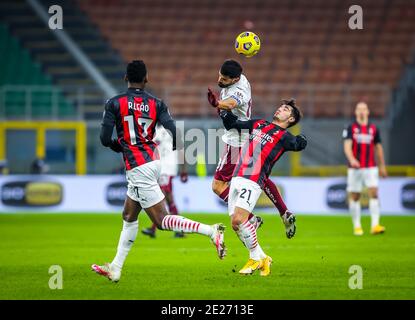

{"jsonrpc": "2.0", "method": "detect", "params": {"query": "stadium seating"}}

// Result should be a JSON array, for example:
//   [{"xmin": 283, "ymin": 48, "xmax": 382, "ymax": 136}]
[
  {"xmin": 0, "ymin": 0, "xmax": 126, "ymax": 119},
  {"xmin": 0, "ymin": 23, "xmax": 74, "ymax": 118},
  {"xmin": 78, "ymin": 0, "xmax": 415, "ymax": 118}
]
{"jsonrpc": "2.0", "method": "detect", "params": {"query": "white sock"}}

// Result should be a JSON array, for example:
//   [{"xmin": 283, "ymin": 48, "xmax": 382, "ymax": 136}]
[
  {"xmin": 250, "ymin": 244, "xmax": 267, "ymax": 260},
  {"xmin": 370, "ymin": 198, "xmax": 380, "ymax": 228},
  {"xmin": 349, "ymin": 200, "xmax": 361, "ymax": 229},
  {"xmin": 111, "ymin": 220, "xmax": 138, "ymax": 270},
  {"xmin": 237, "ymin": 219, "xmax": 266, "ymax": 261},
  {"xmin": 161, "ymin": 215, "xmax": 213, "ymax": 237}
]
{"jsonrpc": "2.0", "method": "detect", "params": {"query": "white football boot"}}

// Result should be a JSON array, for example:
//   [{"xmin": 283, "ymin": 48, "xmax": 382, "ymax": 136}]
[
  {"xmin": 91, "ymin": 263, "xmax": 121, "ymax": 282},
  {"xmin": 210, "ymin": 223, "xmax": 226, "ymax": 259}
]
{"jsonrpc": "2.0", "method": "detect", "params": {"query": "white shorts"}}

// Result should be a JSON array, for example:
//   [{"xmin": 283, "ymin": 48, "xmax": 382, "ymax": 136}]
[
  {"xmin": 126, "ymin": 160, "xmax": 165, "ymax": 208},
  {"xmin": 228, "ymin": 177, "xmax": 262, "ymax": 216},
  {"xmin": 347, "ymin": 167, "xmax": 379, "ymax": 193}
]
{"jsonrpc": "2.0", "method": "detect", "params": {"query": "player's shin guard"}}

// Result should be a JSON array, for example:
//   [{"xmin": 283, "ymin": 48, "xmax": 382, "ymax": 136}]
[
  {"xmin": 369, "ymin": 198, "xmax": 380, "ymax": 228},
  {"xmin": 349, "ymin": 200, "xmax": 362, "ymax": 228},
  {"xmin": 263, "ymin": 178, "xmax": 287, "ymax": 216},
  {"xmin": 237, "ymin": 219, "xmax": 266, "ymax": 261},
  {"xmin": 161, "ymin": 215, "xmax": 213, "ymax": 236},
  {"xmin": 111, "ymin": 220, "xmax": 138, "ymax": 270}
]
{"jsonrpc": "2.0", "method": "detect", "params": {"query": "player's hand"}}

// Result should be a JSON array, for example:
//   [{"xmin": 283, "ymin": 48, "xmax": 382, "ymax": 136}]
[
  {"xmin": 350, "ymin": 158, "xmax": 360, "ymax": 169},
  {"xmin": 296, "ymin": 134, "xmax": 307, "ymax": 150},
  {"xmin": 379, "ymin": 165, "xmax": 388, "ymax": 178},
  {"xmin": 180, "ymin": 171, "xmax": 188, "ymax": 183},
  {"xmin": 207, "ymin": 87, "xmax": 219, "ymax": 108}
]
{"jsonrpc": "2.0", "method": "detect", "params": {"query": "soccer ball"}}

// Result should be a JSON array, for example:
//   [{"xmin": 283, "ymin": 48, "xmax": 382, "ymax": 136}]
[{"xmin": 235, "ymin": 31, "xmax": 261, "ymax": 58}]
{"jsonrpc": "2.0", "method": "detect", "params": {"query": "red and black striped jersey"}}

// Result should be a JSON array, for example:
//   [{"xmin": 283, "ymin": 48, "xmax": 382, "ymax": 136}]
[
  {"xmin": 343, "ymin": 122, "xmax": 381, "ymax": 168},
  {"xmin": 101, "ymin": 87, "xmax": 176, "ymax": 170},
  {"xmin": 223, "ymin": 117, "xmax": 306, "ymax": 187}
]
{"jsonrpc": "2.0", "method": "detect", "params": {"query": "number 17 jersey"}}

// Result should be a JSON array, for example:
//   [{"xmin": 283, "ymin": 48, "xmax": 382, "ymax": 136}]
[{"xmin": 101, "ymin": 87, "xmax": 174, "ymax": 170}]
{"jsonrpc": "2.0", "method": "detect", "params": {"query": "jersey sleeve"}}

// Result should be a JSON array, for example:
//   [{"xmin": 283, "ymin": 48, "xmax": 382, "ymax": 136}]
[
  {"xmin": 157, "ymin": 100, "xmax": 174, "ymax": 125},
  {"xmin": 282, "ymin": 132, "xmax": 307, "ymax": 151},
  {"xmin": 101, "ymin": 98, "xmax": 117, "ymax": 127},
  {"xmin": 224, "ymin": 86, "xmax": 249, "ymax": 107},
  {"xmin": 374, "ymin": 126, "xmax": 381, "ymax": 144},
  {"xmin": 220, "ymin": 111, "xmax": 255, "ymax": 132},
  {"xmin": 342, "ymin": 124, "xmax": 352, "ymax": 140},
  {"xmin": 100, "ymin": 98, "xmax": 122, "ymax": 152}
]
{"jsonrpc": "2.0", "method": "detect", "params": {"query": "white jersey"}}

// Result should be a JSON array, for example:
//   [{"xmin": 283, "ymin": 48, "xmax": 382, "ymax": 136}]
[
  {"xmin": 154, "ymin": 126, "xmax": 178, "ymax": 176},
  {"xmin": 220, "ymin": 74, "xmax": 252, "ymax": 147}
]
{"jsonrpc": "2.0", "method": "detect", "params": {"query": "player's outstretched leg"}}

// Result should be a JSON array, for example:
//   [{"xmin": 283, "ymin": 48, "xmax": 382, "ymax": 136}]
[
  {"xmin": 263, "ymin": 178, "xmax": 297, "ymax": 238},
  {"xmin": 92, "ymin": 197, "xmax": 141, "ymax": 282},
  {"xmin": 146, "ymin": 200, "xmax": 226, "ymax": 259},
  {"xmin": 264, "ymin": 178, "xmax": 288, "ymax": 216}
]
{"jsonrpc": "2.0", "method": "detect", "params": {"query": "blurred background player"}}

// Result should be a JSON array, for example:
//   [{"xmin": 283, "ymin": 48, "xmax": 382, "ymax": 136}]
[
  {"xmin": 92, "ymin": 60, "xmax": 226, "ymax": 282},
  {"xmin": 30, "ymin": 158, "xmax": 49, "ymax": 174},
  {"xmin": 343, "ymin": 101, "xmax": 387, "ymax": 236},
  {"xmin": 208, "ymin": 60, "xmax": 295, "ymax": 236},
  {"xmin": 219, "ymin": 99, "xmax": 307, "ymax": 276},
  {"xmin": 141, "ymin": 124, "xmax": 188, "ymax": 238}
]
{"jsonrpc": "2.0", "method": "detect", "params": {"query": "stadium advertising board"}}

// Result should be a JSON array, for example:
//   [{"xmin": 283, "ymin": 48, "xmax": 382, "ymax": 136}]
[
  {"xmin": 401, "ymin": 182, "xmax": 415, "ymax": 209},
  {"xmin": 0, "ymin": 176, "xmax": 413, "ymax": 215},
  {"xmin": 1, "ymin": 180, "xmax": 63, "ymax": 207}
]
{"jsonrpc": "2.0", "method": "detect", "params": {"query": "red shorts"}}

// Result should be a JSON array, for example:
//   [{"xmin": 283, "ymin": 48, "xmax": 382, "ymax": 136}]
[
  {"xmin": 158, "ymin": 175, "xmax": 173, "ymax": 194},
  {"xmin": 214, "ymin": 144, "xmax": 241, "ymax": 182}
]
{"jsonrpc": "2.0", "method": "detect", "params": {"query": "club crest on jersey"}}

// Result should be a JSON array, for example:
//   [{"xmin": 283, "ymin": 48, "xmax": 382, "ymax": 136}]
[{"xmin": 128, "ymin": 101, "xmax": 149, "ymax": 112}]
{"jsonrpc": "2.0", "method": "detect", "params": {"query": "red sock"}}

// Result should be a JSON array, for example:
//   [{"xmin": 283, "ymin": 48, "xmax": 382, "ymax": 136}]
[
  {"xmin": 263, "ymin": 178, "xmax": 288, "ymax": 216},
  {"xmin": 219, "ymin": 187, "xmax": 230, "ymax": 203},
  {"xmin": 168, "ymin": 202, "xmax": 178, "ymax": 215},
  {"xmin": 151, "ymin": 223, "xmax": 157, "ymax": 231}
]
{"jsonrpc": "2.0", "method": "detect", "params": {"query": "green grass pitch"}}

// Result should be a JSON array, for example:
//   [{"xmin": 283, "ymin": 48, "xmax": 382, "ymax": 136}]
[{"xmin": 0, "ymin": 213, "xmax": 414, "ymax": 300}]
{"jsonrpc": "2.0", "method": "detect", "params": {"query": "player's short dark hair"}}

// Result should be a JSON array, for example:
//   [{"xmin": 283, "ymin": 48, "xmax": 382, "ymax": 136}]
[
  {"xmin": 281, "ymin": 98, "xmax": 302, "ymax": 128},
  {"xmin": 126, "ymin": 60, "xmax": 147, "ymax": 83},
  {"xmin": 220, "ymin": 59, "xmax": 242, "ymax": 79}
]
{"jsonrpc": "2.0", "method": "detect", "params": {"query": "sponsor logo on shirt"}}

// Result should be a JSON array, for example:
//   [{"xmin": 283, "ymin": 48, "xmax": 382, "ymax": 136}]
[{"xmin": 250, "ymin": 129, "xmax": 274, "ymax": 145}]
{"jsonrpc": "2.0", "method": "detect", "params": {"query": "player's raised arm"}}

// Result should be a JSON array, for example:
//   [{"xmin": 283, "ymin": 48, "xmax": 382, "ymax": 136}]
[
  {"xmin": 100, "ymin": 99, "xmax": 123, "ymax": 153},
  {"xmin": 217, "ymin": 97, "xmax": 238, "ymax": 111},
  {"xmin": 207, "ymin": 88, "xmax": 238, "ymax": 111},
  {"xmin": 219, "ymin": 110, "xmax": 255, "ymax": 132},
  {"xmin": 157, "ymin": 100, "xmax": 183, "ymax": 150},
  {"xmin": 282, "ymin": 132, "xmax": 307, "ymax": 151}
]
